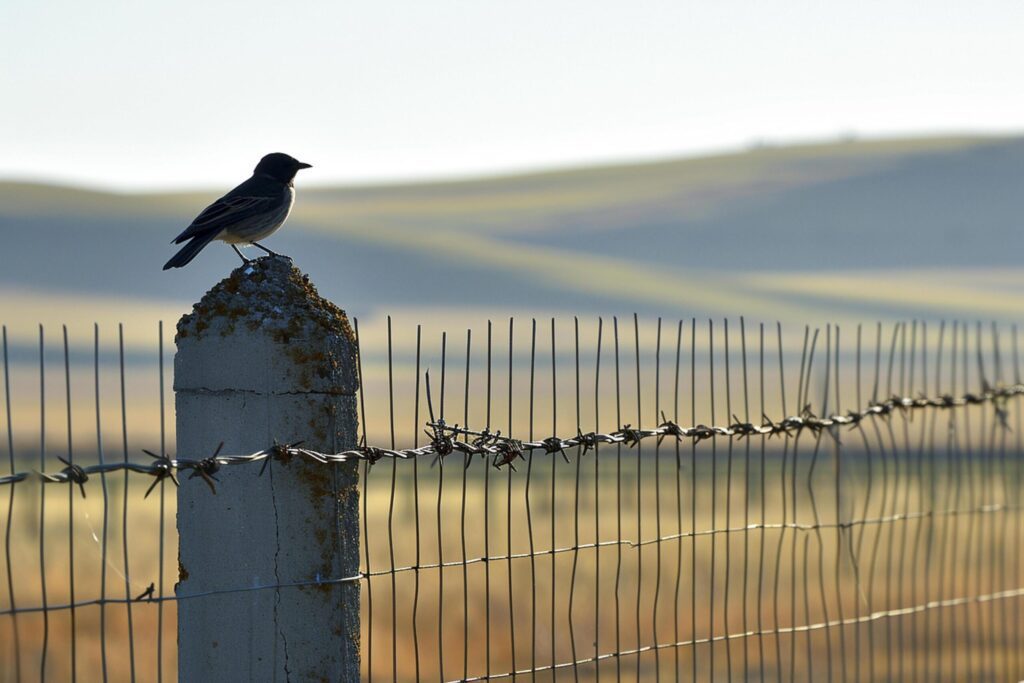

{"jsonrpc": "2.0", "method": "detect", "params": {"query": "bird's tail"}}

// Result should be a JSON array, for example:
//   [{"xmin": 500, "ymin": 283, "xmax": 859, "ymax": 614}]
[{"xmin": 163, "ymin": 232, "xmax": 218, "ymax": 270}]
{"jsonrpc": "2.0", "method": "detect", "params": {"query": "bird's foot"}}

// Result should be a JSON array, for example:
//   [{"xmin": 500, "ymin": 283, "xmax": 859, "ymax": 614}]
[
  {"xmin": 231, "ymin": 245, "xmax": 252, "ymax": 264},
  {"xmin": 251, "ymin": 242, "xmax": 285, "ymax": 258}
]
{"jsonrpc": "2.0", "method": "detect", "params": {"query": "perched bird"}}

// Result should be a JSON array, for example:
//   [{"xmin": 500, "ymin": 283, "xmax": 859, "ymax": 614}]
[{"xmin": 163, "ymin": 153, "xmax": 312, "ymax": 270}]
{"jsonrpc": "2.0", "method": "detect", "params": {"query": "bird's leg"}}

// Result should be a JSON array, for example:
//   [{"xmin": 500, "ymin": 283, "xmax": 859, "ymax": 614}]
[
  {"xmin": 231, "ymin": 244, "xmax": 251, "ymax": 264},
  {"xmin": 251, "ymin": 242, "xmax": 282, "ymax": 257}
]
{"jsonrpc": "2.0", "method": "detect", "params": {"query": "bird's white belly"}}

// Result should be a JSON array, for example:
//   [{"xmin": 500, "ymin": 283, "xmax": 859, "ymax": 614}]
[{"xmin": 219, "ymin": 187, "xmax": 295, "ymax": 244}]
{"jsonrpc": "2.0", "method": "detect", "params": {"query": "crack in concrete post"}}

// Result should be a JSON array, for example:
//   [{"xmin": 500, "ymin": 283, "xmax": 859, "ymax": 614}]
[{"xmin": 175, "ymin": 256, "xmax": 360, "ymax": 682}]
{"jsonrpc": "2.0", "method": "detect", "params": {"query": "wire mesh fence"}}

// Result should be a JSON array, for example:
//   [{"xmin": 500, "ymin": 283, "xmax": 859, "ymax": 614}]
[
  {"xmin": 1, "ymin": 323, "xmax": 175, "ymax": 682},
  {"xmin": 1, "ymin": 315, "xmax": 1023, "ymax": 681},
  {"xmin": 355, "ymin": 316, "xmax": 1024, "ymax": 682}
]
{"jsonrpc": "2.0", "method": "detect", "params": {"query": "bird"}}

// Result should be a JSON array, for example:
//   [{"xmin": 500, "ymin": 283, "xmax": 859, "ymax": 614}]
[{"xmin": 163, "ymin": 153, "xmax": 312, "ymax": 270}]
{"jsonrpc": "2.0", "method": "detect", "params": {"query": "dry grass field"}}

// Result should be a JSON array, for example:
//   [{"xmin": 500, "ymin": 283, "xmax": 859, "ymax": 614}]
[
  {"xmin": 1, "ymin": 482, "xmax": 176, "ymax": 682},
  {"xmin": 357, "ymin": 440, "xmax": 1024, "ymax": 682},
  {"xmin": 3, "ymin": 439, "xmax": 1022, "ymax": 682}
]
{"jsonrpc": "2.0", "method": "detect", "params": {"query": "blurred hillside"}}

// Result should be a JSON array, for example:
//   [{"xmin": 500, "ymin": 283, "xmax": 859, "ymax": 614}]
[
  {"xmin": 2, "ymin": 134, "xmax": 1024, "ymax": 335},
  {"xmin": 2, "ymin": 134, "xmax": 1022, "ymax": 449}
]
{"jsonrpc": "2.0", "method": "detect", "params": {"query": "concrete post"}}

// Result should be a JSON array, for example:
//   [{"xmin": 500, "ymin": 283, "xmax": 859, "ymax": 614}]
[{"xmin": 174, "ymin": 256, "xmax": 360, "ymax": 682}]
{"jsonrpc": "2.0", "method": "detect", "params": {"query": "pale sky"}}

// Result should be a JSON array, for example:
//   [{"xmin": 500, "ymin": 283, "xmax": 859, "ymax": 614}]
[{"xmin": 2, "ymin": 0, "xmax": 1022, "ymax": 190}]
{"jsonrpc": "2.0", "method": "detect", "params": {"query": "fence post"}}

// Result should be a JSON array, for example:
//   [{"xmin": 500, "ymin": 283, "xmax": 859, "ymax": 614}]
[{"xmin": 173, "ymin": 256, "xmax": 360, "ymax": 682}]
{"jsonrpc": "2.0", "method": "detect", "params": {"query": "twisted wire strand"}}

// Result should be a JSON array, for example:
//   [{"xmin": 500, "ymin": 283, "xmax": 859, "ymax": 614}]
[{"xmin": 1, "ymin": 382, "xmax": 1019, "ymax": 489}]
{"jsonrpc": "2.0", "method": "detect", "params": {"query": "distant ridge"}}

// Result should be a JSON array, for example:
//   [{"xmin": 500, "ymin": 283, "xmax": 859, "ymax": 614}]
[{"xmin": 2, "ymin": 134, "xmax": 1023, "ymax": 323}]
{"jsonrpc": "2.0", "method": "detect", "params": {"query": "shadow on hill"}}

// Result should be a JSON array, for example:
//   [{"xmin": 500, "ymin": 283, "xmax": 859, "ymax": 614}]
[
  {"xmin": 3, "ymin": 137, "xmax": 1024, "ymax": 318},
  {"xmin": 505, "ymin": 140, "xmax": 1024, "ymax": 271},
  {"xmin": 0, "ymin": 213, "xmax": 641, "ymax": 315}
]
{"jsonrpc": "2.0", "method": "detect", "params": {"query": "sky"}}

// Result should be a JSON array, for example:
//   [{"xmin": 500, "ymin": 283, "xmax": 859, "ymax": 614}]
[{"xmin": 2, "ymin": 0, "xmax": 1023, "ymax": 190}]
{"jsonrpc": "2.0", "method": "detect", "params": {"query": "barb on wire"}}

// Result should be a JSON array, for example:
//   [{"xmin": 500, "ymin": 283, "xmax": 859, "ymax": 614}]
[
  {"xmin": 41, "ymin": 456, "xmax": 88, "ymax": 499},
  {"xmin": 423, "ymin": 369, "xmax": 454, "ymax": 464},
  {"xmin": 184, "ymin": 442, "xmax": 223, "ymax": 495},
  {"xmin": 2, "ymin": 381, "xmax": 1022, "ymax": 489},
  {"xmin": 257, "ymin": 439, "xmax": 304, "ymax": 476},
  {"xmin": 142, "ymin": 449, "xmax": 179, "ymax": 498}
]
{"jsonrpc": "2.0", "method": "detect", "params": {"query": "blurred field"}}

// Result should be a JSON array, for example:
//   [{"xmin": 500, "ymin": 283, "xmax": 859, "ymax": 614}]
[
  {"xmin": 1, "ymin": 480, "xmax": 175, "ymax": 682},
  {"xmin": 4, "ymin": 134, "xmax": 1024, "ymax": 332},
  {"xmin": 359, "ymin": 442, "xmax": 1024, "ymax": 682},
  {"xmin": 3, "ymin": 437, "xmax": 1022, "ymax": 682}
]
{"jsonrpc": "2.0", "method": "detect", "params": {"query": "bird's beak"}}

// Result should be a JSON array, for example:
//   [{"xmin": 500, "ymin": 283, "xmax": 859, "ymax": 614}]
[{"xmin": 297, "ymin": 162, "xmax": 313, "ymax": 170}]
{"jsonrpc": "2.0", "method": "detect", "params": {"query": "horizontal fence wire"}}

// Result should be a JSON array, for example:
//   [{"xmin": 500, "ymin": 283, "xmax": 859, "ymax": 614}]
[{"xmin": 2, "ymin": 317, "xmax": 1024, "ymax": 682}]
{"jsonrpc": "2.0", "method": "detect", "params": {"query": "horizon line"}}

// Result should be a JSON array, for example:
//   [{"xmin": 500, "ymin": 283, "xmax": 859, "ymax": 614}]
[{"xmin": 0, "ymin": 129, "xmax": 1019, "ymax": 196}]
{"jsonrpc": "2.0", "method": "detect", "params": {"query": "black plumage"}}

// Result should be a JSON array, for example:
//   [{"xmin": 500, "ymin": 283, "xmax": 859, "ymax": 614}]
[{"xmin": 163, "ymin": 153, "xmax": 312, "ymax": 270}]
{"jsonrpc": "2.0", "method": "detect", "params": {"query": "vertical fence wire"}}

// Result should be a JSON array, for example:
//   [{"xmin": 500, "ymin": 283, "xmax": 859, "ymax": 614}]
[
  {"xmin": 632, "ymin": 314, "xmax": 643, "ymax": 680},
  {"xmin": 594, "ymin": 317, "xmax": 603, "ymax": 682},
  {"xmin": 772, "ymin": 321, "xmax": 788, "ymax": 683},
  {"xmin": 707, "ymin": 319, "xmax": 718, "ymax": 681},
  {"xmin": 436, "ymin": 330, "xmax": 447, "ymax": 683},
  {"xmin": 833, "ymin": 325, "xmax": 847, "ymax": 683},
  {"xmin": 612, "ymin": 317, "xmax": 622, "ymax": 682},
  {"xmin": 739, "ymin": 318, "xmax": 751, "ymax": 681},
  {"xmin": 413, "ymin": 324, "xmax": 423, "ymax": 682},
  {"xmin": 2, "ymin": 326, "xmax": 22, "ymax": 680},
  {"xmin": 118, "ymin": 324, "xmax": 137, "ymax": 682},
  {"xmin": 61, "ymin": 325, "xmax": 78, "ymax": 683},
  {"xmin": 568, "ymin": 316, "xmax": 581, "ymax": 683},
  {"xmin": 756, "ymin": 322, "xmax": 767, "ymax": 682},
  {"xmin": 387, "ymin": 316, "xmax": 398, "ymax": 683},
  {"xmin": 156, "ymin": 320, "xmax": 166, "ymax": 683},
  {"xmin": 461, "ymin": 328, "xmax": 471, "ymax": 683},
  {"xmin": 1014, "ymin": 324, "xmax": 1023, "ymax": 679},
  {"xmin": 506, "ymin": 318, "xmax": 516, "ymax": 680},
  {"xmin": 92, "ymin": 324, "xmax": 108, "ymax": 683},
  {"xmin": 38, "ymin": 325, "xmax": 49, "ymax": 681},
  {"xmin": 722, "ymin": 319, "xmax": 734, "ymax": 682},
  {"xmin": 671, "ymin": 319, "xmax": 683, "ymax": 682},
  {"xmin": 525, "ymin": 320, "xmax": 536, "ymax": 677},
  {"xmin": 549, "ymin": 319, "xmax": 557, "ymax": 683},
  {"xmin": 651, "ymin": 317, "xmax": 663, "ymax": 681},
  {"xmin": 354, "ymin": 318, "xmax": 372, "ymax": 683},
  {"xmin": 690, "ymin": 318, "xmax": 698, "ymax": 682},
  {"xmin": 484, "ymin": 320, "xmax": 492, "ymax": 680}
]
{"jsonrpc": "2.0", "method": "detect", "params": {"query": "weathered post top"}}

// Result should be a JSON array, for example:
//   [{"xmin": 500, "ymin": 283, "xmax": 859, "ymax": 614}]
[
  {"xmin": 174, "ymin": 256, "xmax": 360, "ymax": 683},
  {"xmin": 175, "ymin": 255, "xmax": 357, "ymax": 394}
]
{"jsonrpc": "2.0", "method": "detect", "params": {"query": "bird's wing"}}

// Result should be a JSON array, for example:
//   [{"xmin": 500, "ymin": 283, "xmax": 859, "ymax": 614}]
[{"xmin": 170, "ymin": 180, "xmax": 280, "ymax": 244}]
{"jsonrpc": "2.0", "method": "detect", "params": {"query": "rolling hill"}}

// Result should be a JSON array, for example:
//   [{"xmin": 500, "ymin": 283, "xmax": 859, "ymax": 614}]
[{"xmin": 2, "ymin": 134, "xmax": 1024, "ymax": 337}]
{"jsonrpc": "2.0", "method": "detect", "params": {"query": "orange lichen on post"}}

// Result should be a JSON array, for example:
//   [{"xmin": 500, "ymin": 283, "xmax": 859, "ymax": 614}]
[{"xmin": 174, "ymin": 255, "xmax": 360, "ymax": 682}]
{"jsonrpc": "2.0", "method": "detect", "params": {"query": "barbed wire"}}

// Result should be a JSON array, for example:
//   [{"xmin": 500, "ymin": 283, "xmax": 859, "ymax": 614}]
[{"xmin": 2, "ymin": 381, "xmax": 1020, "ymax": 491}]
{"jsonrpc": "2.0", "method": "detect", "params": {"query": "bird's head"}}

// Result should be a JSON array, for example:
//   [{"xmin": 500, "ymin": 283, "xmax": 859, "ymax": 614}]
[{"xmin": 254, "ymin": 153, "xmax": 313, "ymax": 183}]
